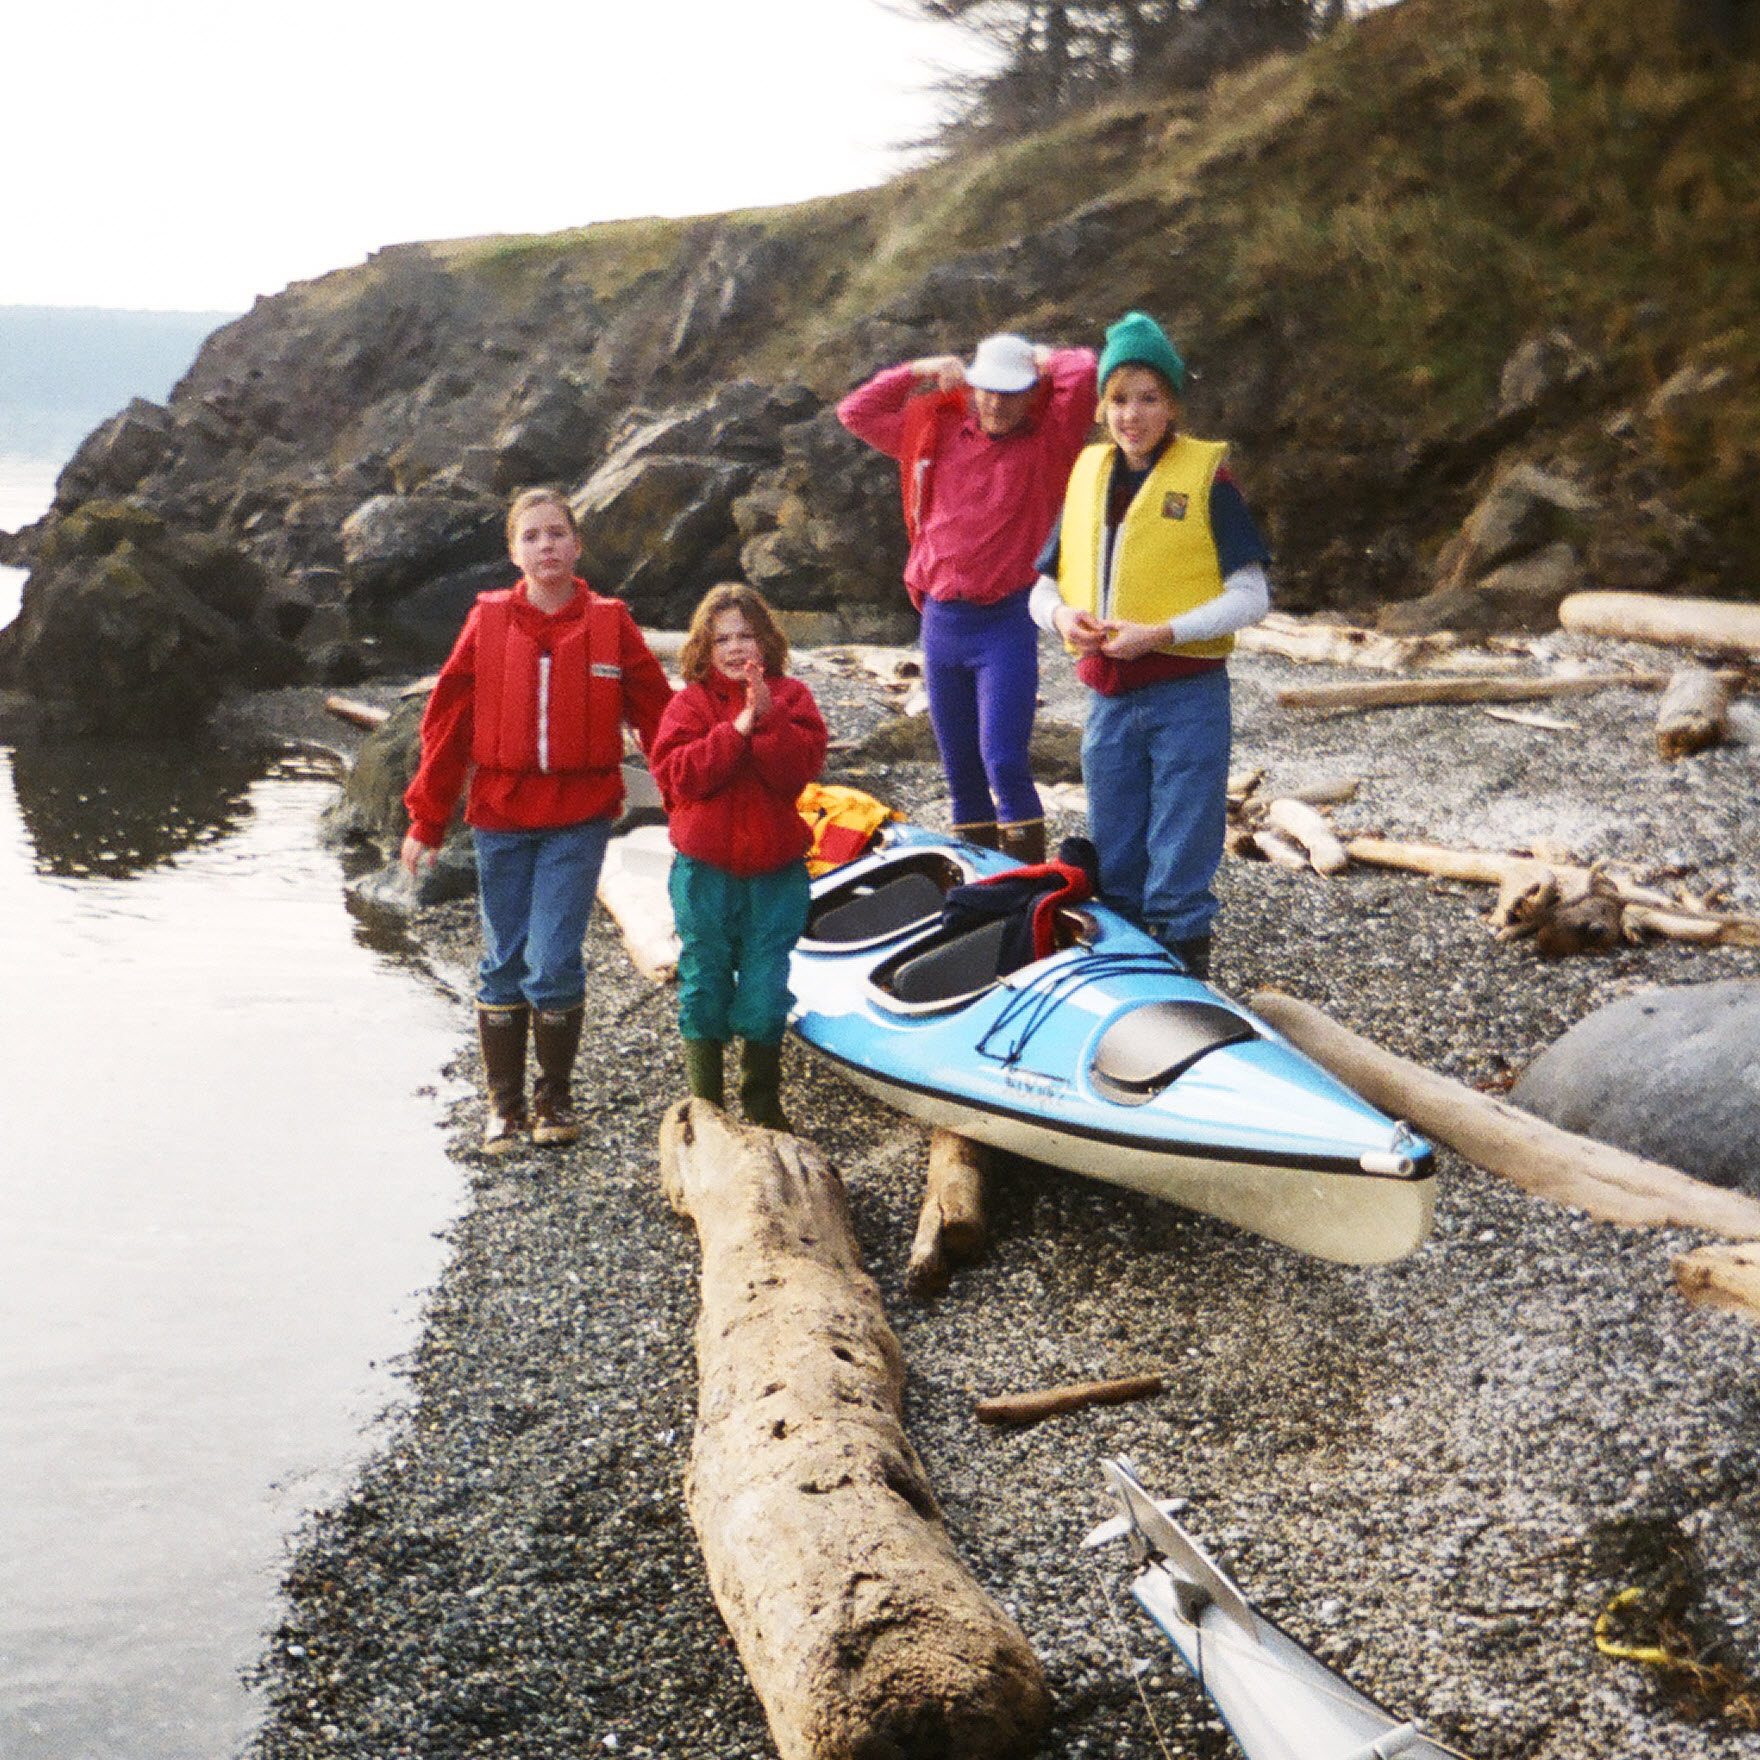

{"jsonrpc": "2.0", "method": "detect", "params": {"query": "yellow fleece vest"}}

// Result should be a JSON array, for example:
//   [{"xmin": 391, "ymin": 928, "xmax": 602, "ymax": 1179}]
[{"xmin": 1057, "ymin": 436, "xmax": 1233, "ymax": 659}]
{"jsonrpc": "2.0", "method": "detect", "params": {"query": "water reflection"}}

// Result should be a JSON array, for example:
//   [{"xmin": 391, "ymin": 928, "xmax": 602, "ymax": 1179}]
[
  {"xmin": 0, "ymin": 738, "xmax": 463, "ymax": 1760},
  {"xmin": 8, "ymin": 738, "xmax": 269, "ymax": 879}
]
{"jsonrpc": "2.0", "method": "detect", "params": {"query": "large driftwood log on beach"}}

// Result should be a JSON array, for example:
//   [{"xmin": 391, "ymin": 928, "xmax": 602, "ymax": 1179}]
[
  {"xmin": 1248, "ymin": 990, "xmax": 1760, "ymax": 1239},
  {"xmin": 1275, "ymin": 670, "xmax": 1669, "ymax": 711},
  {"xmin": 1558, "ymin": 591, "xmax": 1760, "ymax": 659},
  {"xmin": 658, "ymin": 1101, "xmax": 1049, "ymax": 1760}
]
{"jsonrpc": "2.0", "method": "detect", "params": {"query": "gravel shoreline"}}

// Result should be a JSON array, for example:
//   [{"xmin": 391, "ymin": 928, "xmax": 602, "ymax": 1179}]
[{"xmin": 249, "ymin": 633, "xmax": 1760, "ymax": 1760}]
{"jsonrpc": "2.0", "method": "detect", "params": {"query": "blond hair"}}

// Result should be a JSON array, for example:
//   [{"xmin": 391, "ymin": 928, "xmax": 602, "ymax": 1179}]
[{"xmin": 678, "ymin": 583, "xmax": 790, "ymax": 684}]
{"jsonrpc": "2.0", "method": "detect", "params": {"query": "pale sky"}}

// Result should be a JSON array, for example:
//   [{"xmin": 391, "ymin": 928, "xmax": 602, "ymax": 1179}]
[{"xmin": 5, "ymin": 0, "xmax": 989, "ymax": 315}]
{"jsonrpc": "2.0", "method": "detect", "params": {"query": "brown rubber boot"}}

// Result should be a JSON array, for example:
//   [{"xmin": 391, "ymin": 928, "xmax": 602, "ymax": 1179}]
[
  {"xmin": 952, "ymin": 820, "xmax": 1000, "ymax": 851},
  {"xmin": 477, "ymin": 1004, "xmax": 529, "ymax": 1154},
  {"xmin": 682, "ymin": 1039, "xmax": 726, "ymax": 1106},
  {"xmin": 738, "ymin": 1039, "xmax": 791, "ymax": 1131},
  {"xmin": 998, "ymin": 818, "xmax": 1047, "ymax": 866},
  {"xmin": 530, "ymin": 1004, "xmax": 584, "ymax": 1145}
]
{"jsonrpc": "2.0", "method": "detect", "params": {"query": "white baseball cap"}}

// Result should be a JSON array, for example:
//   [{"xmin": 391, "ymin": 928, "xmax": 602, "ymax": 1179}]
[{"xmin": 966, "ymin": 333, "xmax": 1038, "ymax": 393}]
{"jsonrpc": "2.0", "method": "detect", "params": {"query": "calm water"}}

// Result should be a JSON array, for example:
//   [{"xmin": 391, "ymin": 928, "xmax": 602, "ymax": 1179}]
[{"xmin": 1, "ymin": 442, "xmax": 468, "ymax": 1756}]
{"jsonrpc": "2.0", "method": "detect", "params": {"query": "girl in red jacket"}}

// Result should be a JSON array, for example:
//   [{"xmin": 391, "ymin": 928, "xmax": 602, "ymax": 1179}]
[
  {"xmin": 401, "ymin": 488, "xmax": 672, "ymax": 1153},
  {"xmin": 649, "ymin": 584, "xmax": 828, "ymax": 1128}
]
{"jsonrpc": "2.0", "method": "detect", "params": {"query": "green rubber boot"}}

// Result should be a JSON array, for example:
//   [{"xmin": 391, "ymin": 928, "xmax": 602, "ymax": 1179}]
[
  {"xmin": 738, "ymin": 1039, "xmax": 791, "ymax": 1131},
  {"xmin": 682, "ymin": 1038, "xmax": 726, "ymax": 1107}
]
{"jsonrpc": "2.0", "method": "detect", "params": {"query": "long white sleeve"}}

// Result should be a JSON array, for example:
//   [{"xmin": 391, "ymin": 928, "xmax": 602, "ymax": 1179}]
[
  {"xmin": 1029, "ymin": 573, "xmax": 1064, "ymax": 632},
  {"xmin": 1164, "ymin": 563, "xmax": 1270, "ymax": 646}
]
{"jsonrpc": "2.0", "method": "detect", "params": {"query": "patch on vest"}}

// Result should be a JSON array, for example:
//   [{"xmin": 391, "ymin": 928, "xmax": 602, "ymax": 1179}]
[
  {"xmin": 1160, "ymin": 491, "xmax": 1189, "ymax": 520},
  {"xmin": 591, "ymin": 663, "xmax": 623, "ymax": 678}
]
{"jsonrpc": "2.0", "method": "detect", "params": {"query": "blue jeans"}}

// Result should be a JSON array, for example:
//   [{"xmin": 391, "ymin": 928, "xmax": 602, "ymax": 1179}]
[
  {"xmin": 669, "ymin": 855, "xmax": 811, "ymax": 1044},
  {"xmin": 921, "ymin": 592, "xmax": 1043, "ymax": 827},
  {"xmin": 1081, "ymin": 668, "xmax": 1231, "ymax": 946},
  {"xmin": 472, "ymin": 819, "xmax": 613, "ymax": 1009}
]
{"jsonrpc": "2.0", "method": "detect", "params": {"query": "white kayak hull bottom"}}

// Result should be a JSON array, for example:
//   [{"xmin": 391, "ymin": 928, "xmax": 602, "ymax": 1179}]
[{"xmin": 822, "ymin": 1057, "xmax": 1436, "ymax": 1267}]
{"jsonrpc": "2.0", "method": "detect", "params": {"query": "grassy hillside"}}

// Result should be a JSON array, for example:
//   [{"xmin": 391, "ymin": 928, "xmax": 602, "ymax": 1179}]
[{"xmin": 441, "ymin": 0, "xmax": 1757, "ymax": 607}]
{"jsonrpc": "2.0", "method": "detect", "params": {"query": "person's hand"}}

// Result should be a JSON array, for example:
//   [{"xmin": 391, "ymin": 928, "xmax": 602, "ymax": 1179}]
[
  {"xmin": 1054, "ymin": 604, "xmax": 1108, "ymax": 655},
  {"xmin": 1099, "ymin": 618, "xmax": 1171, "ymax": 662},
  {"xmin": 400, "ymin": 832, "xmax": 436, "ymax": 875},
  {"xmin": 732, "ymin": 658, "xmax": 771, "ymax": 736},
  {"xmin": 912, "ymin": 354, "xmax": 966, "ymax": 392}
]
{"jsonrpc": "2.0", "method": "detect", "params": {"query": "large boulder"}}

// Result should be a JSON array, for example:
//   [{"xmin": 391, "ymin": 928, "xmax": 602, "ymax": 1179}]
[
  {"xmin": 1381, "ymin": 464, "xmax": 1597, "ymax": 635},
  {"xmin": 341, "ymin": 491, "xmax": 504, "ymax": 605},
  {"xmin": 570, "ymin": 380, "xmax": 821, "ymax": 624},
  {"xmin": 1511, "ymin": 980, "xmax": 1760, "ymax": 1196},
  {"xmin": 2, "ymin": 500, "xmax": 300, "ymax": 734}
]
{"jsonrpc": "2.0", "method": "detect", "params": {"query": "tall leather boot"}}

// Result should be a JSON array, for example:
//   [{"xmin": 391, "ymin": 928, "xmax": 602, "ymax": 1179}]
[
  {"xmin": 477, "ymin": 1004, "xmax": 529, "ymax": 1155},
  {"xmin": 998, "ymin": 818, "xmax": 1047, "ymax": 866},
  {"xmin": 738, "ymin": 1039, "xmax": 791, "ymax": 1131},
  {"xmin": 952, "ymin": 820, "xmax": 999, "ymax": 851},
  {"xmin": 530, "ymin": 1004, "xmax": 584, "ymax": 1146},
  {"xmin": 682, "ymin": 1039, "xmax": 726, "ymax": 1107}
]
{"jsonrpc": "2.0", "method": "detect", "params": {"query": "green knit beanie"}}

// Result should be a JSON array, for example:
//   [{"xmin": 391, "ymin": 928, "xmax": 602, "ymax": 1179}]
[{"xmin": 1097, "ymin": 310, "xmax": 1186, "ymax": 395}]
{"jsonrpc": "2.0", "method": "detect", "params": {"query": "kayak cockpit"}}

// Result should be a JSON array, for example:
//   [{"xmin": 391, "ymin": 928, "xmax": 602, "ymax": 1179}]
[
  {"xmin": 800, "ymin": 850, "xmax": 970, "ymax": 952},
  {"xmin": 1088, "ymin": 1000, "xmax": 1260, "ymax": 1106},
  {"xmin": 866, "ymin": 907, "xmax": 1099, "ymax": 1013}
]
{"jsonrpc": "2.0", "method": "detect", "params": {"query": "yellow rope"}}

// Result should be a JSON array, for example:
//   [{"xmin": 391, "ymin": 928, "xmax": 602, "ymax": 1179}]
[{"xmin": 1594, "ymin": 1587, "xmax": 1679, "ymax": 1669}]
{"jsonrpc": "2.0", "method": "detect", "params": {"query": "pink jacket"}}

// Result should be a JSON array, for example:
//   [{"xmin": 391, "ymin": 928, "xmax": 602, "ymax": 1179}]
[{"xmin": 837, "ymin": 347, "xmax": 1097, "ymax": 608}]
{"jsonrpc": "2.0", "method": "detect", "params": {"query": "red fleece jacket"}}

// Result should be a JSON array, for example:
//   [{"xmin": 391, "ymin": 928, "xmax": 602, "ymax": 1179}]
[{"xmin": 650, "ymin": 670, "xmax": 828, "ymax": 878}]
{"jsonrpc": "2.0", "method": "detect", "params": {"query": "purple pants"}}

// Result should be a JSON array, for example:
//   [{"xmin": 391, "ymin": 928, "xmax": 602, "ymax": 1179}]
[{"xmin": 920, "ymin": 591, "xmax": 1043, "ymax": 828}]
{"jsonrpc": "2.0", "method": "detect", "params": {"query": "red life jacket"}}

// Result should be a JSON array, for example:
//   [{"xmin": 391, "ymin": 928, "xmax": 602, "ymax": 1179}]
[{"xmin": 470, "ymin": 589, "xmax": 625, "ymax": 774}]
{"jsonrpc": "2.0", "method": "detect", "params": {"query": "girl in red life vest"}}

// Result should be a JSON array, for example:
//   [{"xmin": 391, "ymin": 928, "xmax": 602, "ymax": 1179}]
[
  {"xmin": 649, "ymin": 584, "xmax": 828, "ymax": 1129},
  {"xmin": 400, "ymin": 487, "xmax": 672, "ymax": 1154}
]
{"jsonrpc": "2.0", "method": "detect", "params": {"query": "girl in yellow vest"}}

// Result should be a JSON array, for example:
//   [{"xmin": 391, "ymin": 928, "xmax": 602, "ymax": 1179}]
[{"xmin": 1029, "ymin": 312, "xmax": 1270, "ymax": 979}]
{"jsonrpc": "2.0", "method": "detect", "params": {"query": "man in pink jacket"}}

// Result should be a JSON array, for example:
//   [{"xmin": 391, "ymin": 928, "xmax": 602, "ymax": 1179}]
[{"xmin": 838, "ymin": 333, "xmax": 1097, "ymax": 864}]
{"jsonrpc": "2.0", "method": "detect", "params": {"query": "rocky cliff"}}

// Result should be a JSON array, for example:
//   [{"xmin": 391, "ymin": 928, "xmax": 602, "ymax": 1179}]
[{"xmin": 2, "ymin": 0, "xmax": 1754, "ymax": 733}]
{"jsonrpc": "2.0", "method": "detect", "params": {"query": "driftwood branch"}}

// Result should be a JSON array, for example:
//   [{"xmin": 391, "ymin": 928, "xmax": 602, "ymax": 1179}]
[
  {"xmin": 658, "ymin": 1101, "xmax": 1048, "ymax": 1760},
  {"xmin": 907, "ymin": 1129, "xmax": 988, "ymax": 1300},
  {"xmin": 1235, "ymin": 612, "xmax": 1521, "ymax": 674},
  {"xmin": 1674, "ymin": 1242, "xmax": 1760, "ymax": 1321},
  {"xmin": 1248, "ymin": 989, "xmax": 1760, "ymax": 1239},
  {"xmin": 975, "ymin": 1374, "xmax": 1164, "ymax": 1428},
  {"xmin": 1275, "ymin": 670, "xmax": 1670, "ymax": 712},
  {"xmin": 1559, "ymin": 591, "xmax": 1760, "ymax": 660}
]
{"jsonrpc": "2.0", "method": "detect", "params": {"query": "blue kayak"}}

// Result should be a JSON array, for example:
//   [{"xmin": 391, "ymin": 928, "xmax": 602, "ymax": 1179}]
[{"xmin": 788, "ymin": 826, "xmax": 1434, "ymax": 1265}]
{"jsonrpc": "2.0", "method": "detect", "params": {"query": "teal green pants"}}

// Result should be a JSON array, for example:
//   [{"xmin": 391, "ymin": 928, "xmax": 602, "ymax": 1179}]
[{"xmin": 669, "ymin": 855, "xmax": 811, "ymax": 1045}]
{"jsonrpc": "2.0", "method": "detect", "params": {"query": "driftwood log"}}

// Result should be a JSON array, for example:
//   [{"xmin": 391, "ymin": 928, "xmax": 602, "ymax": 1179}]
[
  {"xmin": 1654, "ymin": 665, "xmax": 1734, "ymax": 760},
  {"xmin": 1261, "ymin": 797, "xmax": 1350, "ymax": 875},
  {"xmin": 1275, "ymin": 670, "xmax": 1670, "ymax": 712},
  {"xmin": 1344, "ymin": 837, "xmax": 1760, "ymax": 949},
  {"xmin": 1558, "ymin": 591, "xmax": 1760, "ymax": 660},
  {"xmin": 906, "ymin": 1129, "xmax": 988, "ymax": 1300},
  {"xmin": 1248, "ymin": 989, "xmax": 1760, "ymax": 1239},
  {"xmin": 323, "ymin": 694, "xmax": 390, "ymax": 730},
  {"xmin": 975, "ymin": 1374, "xmax": 1164, "ymax": 1428},
  {"xmin": 658, "ymin": 1101, "xmax": 1049, "ymax": 1760},
  {"xmin": 1674, "ymin": 1242, "xmax": 1760, "ymax": 1321}
]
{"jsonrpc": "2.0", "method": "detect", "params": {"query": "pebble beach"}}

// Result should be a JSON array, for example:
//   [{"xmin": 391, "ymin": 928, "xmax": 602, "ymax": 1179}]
[{"xmin": 247, "ymin": 630, "xmax": 1760, "ymax": 1760}]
